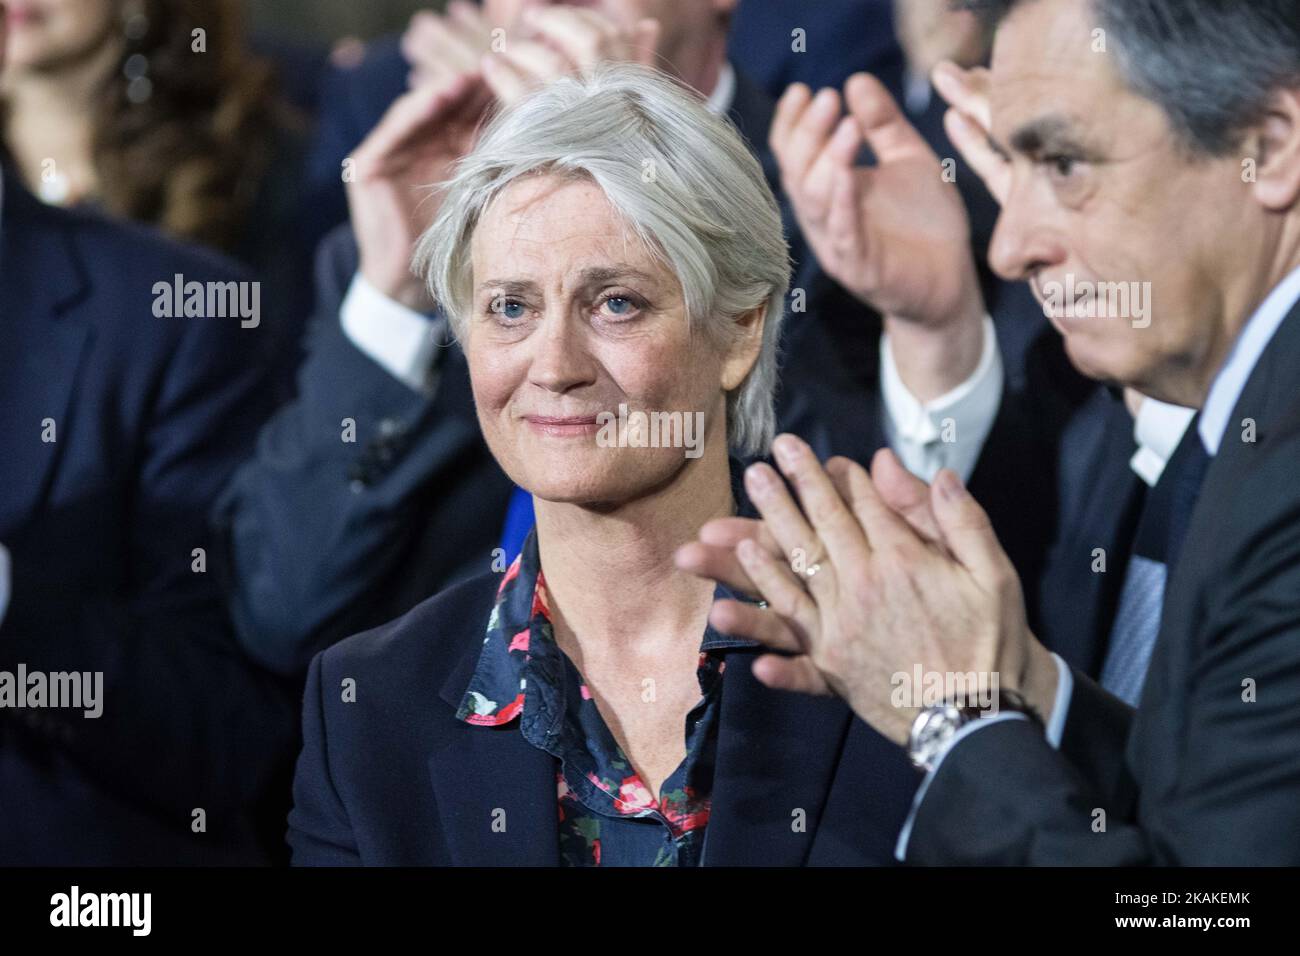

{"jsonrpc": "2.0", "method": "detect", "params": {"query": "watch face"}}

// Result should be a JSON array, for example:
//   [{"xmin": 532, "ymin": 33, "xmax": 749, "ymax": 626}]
[{"xmin": 911, "ymin": 705, "xmax": 965, "ymax": 769}]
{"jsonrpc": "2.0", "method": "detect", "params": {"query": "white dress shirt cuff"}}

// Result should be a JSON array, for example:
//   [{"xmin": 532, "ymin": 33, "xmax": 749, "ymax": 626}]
[
  {"xmin": 340, "ymin": 274, "xmax": 444, "ymax": 393},
  {"xmin": 1045, "ymin": 652, "xmax": 1074, "ymax": 749},
  {"xmin": 880, "ymin": 315, "xmax": 1003, "ymax": 484}
]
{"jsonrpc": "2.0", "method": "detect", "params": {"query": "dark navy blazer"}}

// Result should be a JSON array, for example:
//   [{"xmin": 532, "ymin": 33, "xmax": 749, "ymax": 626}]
[
  {"xmin": 0, "ymin": 176, "xmax": 298, "ymax": 864},
  {"xmin": 287, "ymin": 569, "xmax": 921, "ymax": 866}
]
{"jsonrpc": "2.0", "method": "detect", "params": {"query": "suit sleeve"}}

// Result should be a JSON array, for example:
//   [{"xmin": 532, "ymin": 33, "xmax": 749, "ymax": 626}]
[
  {"xmin": 211, "ymin": 228, "xmax": 490, "ymax": 677},
  {"xmin": 1058, "ymin": 668, "xmax": 1137, "ymax": 815},
  {"xmin": 907, "ymin": 426, "xmax": 1300, "ymax": 865},
  {"xmin": 287, "ymin": 649, "xmax": 361, "ymax": 865}
]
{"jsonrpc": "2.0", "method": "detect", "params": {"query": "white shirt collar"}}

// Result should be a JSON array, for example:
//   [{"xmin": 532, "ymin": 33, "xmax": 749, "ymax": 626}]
[
  {"xmin": 1130, "ymin": 397, "xmax": 1196, "ymax": 487},
  {"xmin": 704, "ymin": 61, "xmax": 736, "ymax": 117},
  {"xmin": 1199, "ymin": 264, "xmax": 1300, "ymax": 456}
]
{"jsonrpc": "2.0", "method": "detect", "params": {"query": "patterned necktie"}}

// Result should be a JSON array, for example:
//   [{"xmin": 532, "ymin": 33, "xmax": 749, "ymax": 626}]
[{"xmin": 1100, "ymin": 422, "xmax": 1212, "ymax": 705}]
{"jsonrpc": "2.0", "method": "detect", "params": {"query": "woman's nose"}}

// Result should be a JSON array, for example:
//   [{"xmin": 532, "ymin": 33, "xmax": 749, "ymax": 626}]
[{"xmin": 526, "ymin": 312, "xmax": 598, "ymax": 394}]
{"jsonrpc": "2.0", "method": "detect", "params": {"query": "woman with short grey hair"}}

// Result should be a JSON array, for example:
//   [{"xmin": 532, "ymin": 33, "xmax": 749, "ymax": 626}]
[
  {"xmin": 416, "ymin": 62, "xmax": 791, "ymax": 456},
  {"xmin": 287, "ymin": 64, "xmax": 915, "ymax": 867}
]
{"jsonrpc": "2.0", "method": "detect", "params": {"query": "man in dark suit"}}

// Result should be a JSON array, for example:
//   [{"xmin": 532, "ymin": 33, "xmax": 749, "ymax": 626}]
[
  {"xmin": 685, "ymin": 0, "xmax": 1300, "ymax": 865},
  {"xmin": 0, "ymin": 166, "xmax": 299, "ymax": 863},
  {"xmin": 305, "ymin": 1, "xmax": 908, "ymax": 238},
  {"xmin": 766, "ymin": 46, "xmax": 1171, "ymax": 680}
]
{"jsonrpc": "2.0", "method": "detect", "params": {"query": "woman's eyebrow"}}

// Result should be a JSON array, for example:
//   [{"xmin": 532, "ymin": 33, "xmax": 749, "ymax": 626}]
[
  {"xmin": 475, "ymin": 266, "xmax": 663, "ymax": 298},
  {"xmin": 475, "ymin": 278, "xmax": 537, "ymax": 296},
  {"xmin": 576, "ymin": 266, "xmax": 660, "ymax": 286}
]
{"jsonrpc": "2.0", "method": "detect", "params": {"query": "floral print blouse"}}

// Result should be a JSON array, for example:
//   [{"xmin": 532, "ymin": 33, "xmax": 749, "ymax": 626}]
[{"xmin": 455, "ymin": 529, "xmax": 755, "ymax": 866}]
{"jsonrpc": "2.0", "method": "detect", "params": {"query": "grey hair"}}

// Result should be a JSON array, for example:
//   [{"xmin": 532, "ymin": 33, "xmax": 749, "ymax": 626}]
[
  {"xmin": 956, "ymin": 0, "xmax": 1300, "ymax": 155},
  {"xmin": 412, "ymin": 63, "xmax": 791, "ymax": 458}
]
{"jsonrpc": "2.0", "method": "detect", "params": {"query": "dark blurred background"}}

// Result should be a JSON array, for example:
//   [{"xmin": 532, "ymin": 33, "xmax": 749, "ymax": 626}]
[{"xmin": 249, "ymin": 0, "xmax": 443, "ymax": 42}]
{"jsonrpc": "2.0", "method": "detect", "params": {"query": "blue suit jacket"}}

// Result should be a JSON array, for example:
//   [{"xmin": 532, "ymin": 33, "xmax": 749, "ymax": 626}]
[
  {"xmin": 287, "ymin": 569, "xmax": 920, "ymax": 865},
  {"xmin": 0, "ymin": 177, "xmax": 298, "ymax": 864}
]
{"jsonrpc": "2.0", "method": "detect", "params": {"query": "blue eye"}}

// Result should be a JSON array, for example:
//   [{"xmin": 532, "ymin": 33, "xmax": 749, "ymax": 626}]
[
  {"xmin": 491, "ymin": 297, "xmax": 526, "ymax": 320},
  {"xmin": 598, "ymin": 294, "xmax": 643, "ymax": 320}
]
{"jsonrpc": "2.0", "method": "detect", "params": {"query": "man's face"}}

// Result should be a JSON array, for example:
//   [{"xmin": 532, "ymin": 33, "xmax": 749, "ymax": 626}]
[{"xmin": 986, "ymin": 0, "xmax": 1257, "ymax": 403}]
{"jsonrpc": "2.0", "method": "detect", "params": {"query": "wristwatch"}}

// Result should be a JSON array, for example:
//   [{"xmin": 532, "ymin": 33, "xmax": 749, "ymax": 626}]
[{"xmin": 907, "ymin": 690, "xmax": 1042, "ymax": 773}]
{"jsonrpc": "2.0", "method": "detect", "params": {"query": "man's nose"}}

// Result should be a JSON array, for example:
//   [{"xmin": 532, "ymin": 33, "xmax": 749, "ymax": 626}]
[{"xmin": 987, "ymin": 173, "xmax": 1068, "ymax": 285}]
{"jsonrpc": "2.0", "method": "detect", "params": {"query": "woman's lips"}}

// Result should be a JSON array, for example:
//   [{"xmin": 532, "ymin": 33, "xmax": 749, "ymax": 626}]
[
  {"xmin": 5, "ymin": 5, "xmax": 39, "ymax": 27},
  {"xmin": 524, "ymin": 415, "xmax": 601, "ymax": 437}
]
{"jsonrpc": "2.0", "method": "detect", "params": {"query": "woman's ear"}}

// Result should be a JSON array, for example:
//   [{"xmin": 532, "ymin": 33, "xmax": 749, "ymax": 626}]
[
  {"xmin": 719, "ymin": 305, "xmax": 767, "ymax": 392},
  {"xmin": 1250, "ymin": 87, "xmax": 1300, "ymax": 213}
]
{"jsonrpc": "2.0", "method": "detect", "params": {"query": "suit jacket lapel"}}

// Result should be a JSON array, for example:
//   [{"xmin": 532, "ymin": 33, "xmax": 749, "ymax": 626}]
[
  {"xmin": 1134, "ymin": 296, "xmax": 1300, "ymax": 793},
  {"xmin": 706, "ymin": 650, "xmax": 853, "ymax": 865},
  {"xmin": 426, "ymin": 728, "xmax": 559, "ymax": 866},
  {"xmin": 1174, "ymin": 295, "xmax": 1300, "ymax": 567},
  {"xmin": 430, "ymin": 616, "xmax": 559, "ymax": 866},
  {"xmin": 0, "ymin": 181, "xmax": 91, "ymax": 534}
]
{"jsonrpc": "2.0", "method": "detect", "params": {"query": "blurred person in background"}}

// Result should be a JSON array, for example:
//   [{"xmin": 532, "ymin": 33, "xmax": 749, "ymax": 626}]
[
  {"xmin": 305, "ymin": 0, "xmax": 906, "ymax": 234},
  {"xmin": 728, "ymin": 0, "xmax": 903, "ymax": 104},
  {"xmin": 0, "ymin": 0, "xmax": 324, "ymax": 371},
  {"xmin": 0, "ymin": 8, "xmax": 298, "ymax": 865}
]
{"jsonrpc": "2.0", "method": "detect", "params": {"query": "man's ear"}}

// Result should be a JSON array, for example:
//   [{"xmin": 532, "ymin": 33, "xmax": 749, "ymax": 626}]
[
  {"xmin": 720, "ymin": 305, "xmax": 766, "ymax": 392},
  {"xmin": 1250, "ymin": 87, "xmax": 1300, "ymax": 212}
]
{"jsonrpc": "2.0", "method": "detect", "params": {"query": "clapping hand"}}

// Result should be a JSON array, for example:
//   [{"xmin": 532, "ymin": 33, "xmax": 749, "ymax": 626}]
[{"xmin": 676, "ymin": 438, "xmax": 1060, "ymax": 745}]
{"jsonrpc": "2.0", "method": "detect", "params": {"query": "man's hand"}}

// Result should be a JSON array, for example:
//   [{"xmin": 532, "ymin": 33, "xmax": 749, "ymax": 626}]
[
  {"xmin": 481, "ymin": 7, "xmax": 660, "ymax": 106},
  {"xmin": 678, "ymin": 436, "xmax": 1058, "ymax": 746},
  {"xmin": 771, "ymin": 73, "xmax": 988, "ymax": 399},
  {"xmin": 402, "ymin": 2, "xmax": 495, "ymax": 90},
  {"xmin": 931, "ymin": 61, "xmax": 1010, "ymax": 205},
  {"xmin": 347, "ymin": 72, "xmax": 493, "ymax": 310},
  {"xmin": 771, "ymin": 73, "xmax": 985, "ymax": 331}
]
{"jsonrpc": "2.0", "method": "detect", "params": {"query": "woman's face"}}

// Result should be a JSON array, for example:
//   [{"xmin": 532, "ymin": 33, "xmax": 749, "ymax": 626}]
[
  {"xmin": 3, "ymin": 0, "xmax": 122, "ymax": 73},
  {"xmin": 465, "ymin": 174, "xmax": 758, "ymax": 507}
]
